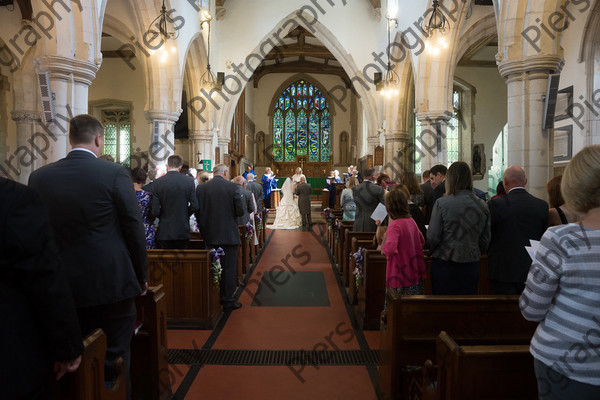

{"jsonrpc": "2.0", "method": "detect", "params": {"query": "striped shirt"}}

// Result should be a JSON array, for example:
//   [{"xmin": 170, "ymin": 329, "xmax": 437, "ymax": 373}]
[{"xmin": 520, "ymin": 223, "xmax": 600, "ymax": 385}]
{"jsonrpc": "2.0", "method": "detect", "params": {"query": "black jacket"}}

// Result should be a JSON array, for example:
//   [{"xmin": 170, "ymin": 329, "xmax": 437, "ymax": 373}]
[
  {"xmin": 29, "ymin": 150, "xmax": 147, "ymax": 307},
  {"xmin": 152, "ymin": 171, "xmax": 198, "ymax": 240}
]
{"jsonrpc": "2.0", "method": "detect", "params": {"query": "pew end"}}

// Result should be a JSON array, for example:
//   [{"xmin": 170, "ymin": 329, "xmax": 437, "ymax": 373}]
[{"xmin": 53, "ymin": 329, "xmax": 126, "ymax": 400}]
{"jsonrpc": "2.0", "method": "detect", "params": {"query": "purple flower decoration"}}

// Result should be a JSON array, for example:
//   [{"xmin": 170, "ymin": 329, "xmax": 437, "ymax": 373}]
[
  {"xmin": 353, "ymin": 247, "xmax": 365, "ymax": 290},
  {"xmin": 245, "ymin": 222, "xmax": 254, "ymax": 242},
  {"xmin": 210, "ymin": 247, "xmax": 225, "ymax": 286}
]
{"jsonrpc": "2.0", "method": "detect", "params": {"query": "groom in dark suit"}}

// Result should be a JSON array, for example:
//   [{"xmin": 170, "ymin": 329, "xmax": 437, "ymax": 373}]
[
  {"xmin": 29, "ymin": 114, "xmax": 148, "ymax": 396},
  {"xmin": 487, "ymin": 166, "xmax": 549, "ymax": 294},
  {"xmin": 295, "ymin": 176, "xmax": 312, "ymax": 230},
  {"xmin": 195, "ymin": 164, "xmax": 245, "ymax": 310}
]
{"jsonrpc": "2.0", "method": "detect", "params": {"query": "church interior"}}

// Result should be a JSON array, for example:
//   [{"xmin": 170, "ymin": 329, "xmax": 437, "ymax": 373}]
[{"xmin": 1, "ymin": 0, "xmax": 600, "ymax": 399}]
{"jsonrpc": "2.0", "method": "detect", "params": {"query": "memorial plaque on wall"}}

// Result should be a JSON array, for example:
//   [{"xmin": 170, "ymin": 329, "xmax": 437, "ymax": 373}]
[
  {"xmin": 215, "ymin": 147, "xmax": 220, "ymax": 164},
  {"xmin": 367, "ymin": 155, "xmax": 373, "ymax": 168},
  {"xmin": 374, "ymin": 146, "xmax": 384, "ymax": 165}
]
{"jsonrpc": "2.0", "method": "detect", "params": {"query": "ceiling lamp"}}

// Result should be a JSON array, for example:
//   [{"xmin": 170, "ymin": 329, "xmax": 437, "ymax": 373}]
[
  {"xmin": 376, "ymin": 12, "xmax": 400, "ymax": 98},
  {"xmin": 148, "ymin": 0, "xmax": 179, "ymax": 63},
  {"xmin": 199, "ymin": 7, "xmax": 222, "ymax": 91},
  {"xmin": 422, "ymin": 0, "xmax": 450, "ymax": 36}
]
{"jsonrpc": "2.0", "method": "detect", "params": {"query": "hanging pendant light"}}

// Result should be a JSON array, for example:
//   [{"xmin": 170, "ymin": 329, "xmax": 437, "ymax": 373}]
[{"xmin": 148, "ymin": 0, "xmax": 179, "ymax": 63}]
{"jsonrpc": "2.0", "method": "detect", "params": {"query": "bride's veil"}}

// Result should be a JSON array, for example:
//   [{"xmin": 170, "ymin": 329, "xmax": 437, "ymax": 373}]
[{"xmin": 281, "ymin": 177, "xmax": 293, "ymax": 197}]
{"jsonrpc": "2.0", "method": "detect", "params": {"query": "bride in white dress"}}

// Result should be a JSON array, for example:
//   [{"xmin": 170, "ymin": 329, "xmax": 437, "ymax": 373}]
[{"xmin": 269, "ymin": 177, "xmax": 302, "ymax": 229}]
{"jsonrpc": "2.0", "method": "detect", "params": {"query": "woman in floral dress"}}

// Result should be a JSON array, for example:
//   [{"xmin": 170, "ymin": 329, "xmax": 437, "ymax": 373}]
[{"xmin": 132, "ymin": 167, "xmax": 155, "ymax": 249}]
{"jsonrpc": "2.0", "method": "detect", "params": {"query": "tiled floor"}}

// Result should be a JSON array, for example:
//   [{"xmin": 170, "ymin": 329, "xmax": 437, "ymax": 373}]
[{"xmin": 166, "ymin": 227, "xmax": 379, "ymax": 399}]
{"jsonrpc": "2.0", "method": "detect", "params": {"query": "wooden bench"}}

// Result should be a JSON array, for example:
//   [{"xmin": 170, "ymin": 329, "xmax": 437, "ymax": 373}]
[
  {"xmin": 423, "ymin": 255, "xmax": 491, "ymax": 295},
  {"xmin": 188, "ymin": 231, "xmax": 205, "ymax": 250},
  {"xmin": 334, "ymin": 221, "xmax": 354, "ymax": 272},
  {"xmin": 131, "ymin": 286, "xmax": 171, "ymax": 400},
  {"xmin": 379, "ymin": 292, "xmax": 538, "ymax": 400},
  {"xmin": 147, "ymin": 249, "xmax": 221, "ymax": 329},
  {"xmin": 52, "ymin": 329, "xmax": 126, "ymax": 400},
  {"xmin": 348, "ymin": 238, "xmax": 378, "ymax": 304},
  {"xmin": 343, "ymin": 231, "xmax": 376, "ymax": 287},
  {"xmin": 325, "ymin": 211, "xmax": 343, "ymax": 253},
  {"xmin": 355, "ymin": 249, "xmax": 387, "ymax": 330},
  {"xmin": 422, "ymin": 331, "xmax": 536, "ymax": 400},
  {"xmin": 238, "ymin": 225, "xmax": 251, "ymax": 277}
]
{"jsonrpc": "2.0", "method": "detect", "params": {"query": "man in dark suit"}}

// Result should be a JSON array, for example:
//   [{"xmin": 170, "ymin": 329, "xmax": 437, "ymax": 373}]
[
  {"xmin": 1, "ymin": 177, "xmax": 83, "ymax": 399},
  {"xmin": 233, "ymin": 175, "xmax": 256, "ymax": 226},
  {"xmin": 152, "ymin": 154, "xmax": 198, "ymax": 249},
  {"xmin": 352, "ymin": 168, "xmax": 385, "ymax": 232},
  {"xmin": 295, "ymin": 176, "xmax": 312, "ymax": 230},
  {"xmin": 487, "ymin": 166, "xmax": 549, "ymax": 294},
  {"xmin": 246, "ymin": 173, "xmax": 264, "ymax": 214},
  {"xmin": 426, "ymin": 164, "xmax": 447, "ymax": 223},
  {"xmin": 195, "ymin": 164, "xmax": 245, "ymax": 311},
  {"xmin": 29, "ymin": 114, "xmax": 147, "ymax": 397}
]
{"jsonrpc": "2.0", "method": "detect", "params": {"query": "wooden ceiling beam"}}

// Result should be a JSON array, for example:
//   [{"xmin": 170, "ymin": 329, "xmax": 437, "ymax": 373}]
[
  {"xmin": 253, "ymin": 61, "xmax": 350, "ymax": 88},
  {"xmin": 263, "ymin": 43, "xmax": 335, "ymax": 60}
]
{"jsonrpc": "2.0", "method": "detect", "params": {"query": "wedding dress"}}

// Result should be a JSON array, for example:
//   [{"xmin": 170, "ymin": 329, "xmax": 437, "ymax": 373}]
[{"xmin": 269, "ymin": 178, "xmax": 302, "ymax": 229}]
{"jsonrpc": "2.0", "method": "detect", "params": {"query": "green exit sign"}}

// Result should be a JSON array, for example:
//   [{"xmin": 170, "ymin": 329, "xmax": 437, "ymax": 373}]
[{"xmin": 201, "ymin": 159, "xmax": 212, "ymax": 172}]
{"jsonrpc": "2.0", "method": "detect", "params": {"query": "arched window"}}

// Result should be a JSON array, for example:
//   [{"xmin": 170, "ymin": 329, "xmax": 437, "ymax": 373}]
[
  {"xmin": 273, "ymin": 80, "xmax": 331, "ymax": 163},
  {"xmin": 446, "ymin": 88, "xmax": 461, "ymax": 165}
]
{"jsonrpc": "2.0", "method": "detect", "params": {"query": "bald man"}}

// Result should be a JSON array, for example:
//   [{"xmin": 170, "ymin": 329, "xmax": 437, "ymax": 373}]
[{"xmin": 487, "ymin": 166, "xmax": 549, "ymax": 294}]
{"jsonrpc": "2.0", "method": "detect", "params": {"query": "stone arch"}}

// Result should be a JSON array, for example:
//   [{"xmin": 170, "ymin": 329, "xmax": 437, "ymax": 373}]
[
  {"xmin": 578, "ymin": 0, "xmax": 600, "ymax": 145},
  {"xmin": 217, "ymin": 10, "xmax": 378, "ymax": 148},
  {"xmin": 181, "ymin": 32, "xmax": 209, "ymax": 132}
]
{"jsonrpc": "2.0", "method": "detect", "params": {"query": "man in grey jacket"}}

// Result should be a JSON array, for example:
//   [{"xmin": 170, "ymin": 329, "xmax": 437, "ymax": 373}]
[
  {"xmin": 352, "ymin": 168, "xmax": 385, "ymax": 232},
  {"xmin": 295, "ymin": 176, "xmax": 312, "ymax": 230}
]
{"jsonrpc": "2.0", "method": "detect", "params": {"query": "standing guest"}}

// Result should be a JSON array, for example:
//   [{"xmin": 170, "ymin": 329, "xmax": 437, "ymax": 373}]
[
  {"xmin": 99, "ymin": 154, "xmax": 114, "ymax": 162},
  {"xmin": 340, "ymin": 177, "xmax": 358, "ymax": 221},
  {"xmin": 400, "ymin": 171, "xmax": 425, "ymax": 209},
  {"xmin": 427, "ymin": 162, "xmax": 491, "ymax": 295},
  {"xmin": 246, "ymin": 173, "xmax": 264, "ymax": 214},
  {"xmin": 395, "ymin": 184, "xmax": 427, "ymax": 240},
  {"xmin": 142, "ymin": 168, "xmax": 157, "ymax": 193},
  {"xmin": 351, "ymin": 165, "xmax": 361, "ymax": 182},
  {"xmin": 326, "ymin": 170, "xmax": 338, "ymax": 208},
  {"xmin": 520, "ymin": 145, "xmax": 600, "ymax": 399},
  {"xmin": 352, "ymin": 168, "xmax": 385, "ymax": 232},
  {"xmin": 242, "ymin": 164, "xmax": 256, "ymax": 180},
  {"xmin": 152, "ymin": 154, "xmax": 198, "ymax": 249},
  {"xmin": 426, "ymin": 164, "xmax": 447, "ymax": 223},
  {"xmin": 376, "ymin": 173, "xmax": 394, "ymax": 191},
  {"xmin": 197, "ymin": 169, "xmax": 210, "ymax": 184},
  {"xmin": 132, "ymin": 167, "xmax": 156, "ymax": 249},
  {"xmin": 1, "ymin": 177, "xmax": 83, "ymax": 399},
  {"xmin": 295, "ymin": 175, "xmax": 313, "ymax": 230},
  {"xmin": 334, "ymin": 170, "xmax": 342, "ymax": 183},
  {"xmin": 180, "ymin": 163, "xmax": 190, "ymax": 176},
  {"xmin": 343, "ymin": 166, "xmax": 353, "ymax": 183},
  {"xmin": 490, "ymin": 180, "xmax": 505, "ymax": 200},
  {"xmin": 261, "ymin": 167, "xmax": 277, "ymax": 209},
  {"xmin": 546, "ymin": 175, "xmax": 580, "ymax": 226},
  {"xmin": 29, "ymin": 114, "xmax": 148, "ymax": 398},
  {"xmin": 195, "ymin": 164, "xmax": 245, "ymax": 311},
  {"xmin": 487, "ymin": 166, "xmax": 548, "ymax": 294},
  {"xmin": 420, "ymin": 169, "xmax": 433, "ymax": 216},
  {"xmin": 188, "ymin": 168, "xmax": 198, "ymax": 187},
  {"xmin": 233, "ymin": 176, "xmax": 256, "ymax": 226},
  {"xmin": 382, "ymin": 188, "xmax": 426, "ymax": 294}
]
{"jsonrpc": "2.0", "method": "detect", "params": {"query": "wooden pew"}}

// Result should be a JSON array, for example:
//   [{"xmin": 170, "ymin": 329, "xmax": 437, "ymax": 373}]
[
  {"xmin": 348, "ymin": 238, "xmax": 377, "ymax": 304},
  {"xmin": 238, "ymin": 225, "xmax": 251, "ymax": 276},
  {"xmin": 378, "ymin": 292, "xmax": 538, "ymax": 400},
  {"xmin": 422, "ymin": 332, "xmax": 536, "ymax": 400},
  {"xmin": 131, "ymin": 286, "xmax": 170, "ymax": 400},
  {"xmin": 321, "ymin": 189, "xmax": 329, "ymax": 210},
  {"xmin": 334, "ymin": 221, "xmax": 354, "ymax": 273},
  {"xmin": 325, "ymin": 210, "xmax": 343, "ymax": 253},
  {"xmin": 335, "ymin": 182, "xmax": 345, "ymax": 209},
  {"xmin": 423, "ymin": 255, "xmax": 491, "ymax": 295},
  {"xmin": 147, "ymin": 249, "xmax": 221, "ymax": 329},
  {"xmin": 53, "ymin": 329, "xmax": 126, "ymax": 400},
  {"xmin": 343, "ymin": 231, "xmax": 375, "ymax": 287},
  {"xmin": 188, "ymin": 231, "xmax": 205, "ymax": 250},
  {"xmin": 355, "ymin": 249, "xmax": 387, "ymax": 330}
]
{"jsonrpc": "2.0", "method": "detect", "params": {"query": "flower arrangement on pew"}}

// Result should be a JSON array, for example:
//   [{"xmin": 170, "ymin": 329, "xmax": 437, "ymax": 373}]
[
  {"xmin": 210, "ymin": 247, "xmax": 225, "ymax": 287},
  {"xmin": 323, "ymin": 208, "xmax": 335, "ymax": 231},
  {"xmin": 245, "ymin": 222, "xmax": 254, "ymax": 242},
  {"xmin": 255, "ymin": 214, "xmax": 263, "ymax": 237},
  {"xmin": 353, "ymin": 247, "xmax": 365, "ymax": 290},
  {"xmin": 334, "ymin": 219, "xmax": 342, "ymax": 240}
]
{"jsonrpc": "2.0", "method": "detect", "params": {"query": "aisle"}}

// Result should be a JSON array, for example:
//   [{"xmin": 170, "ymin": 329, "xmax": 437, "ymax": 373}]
[{"xmin": 166, "ymin": 227, "xmax": 379, "ymax": 400}]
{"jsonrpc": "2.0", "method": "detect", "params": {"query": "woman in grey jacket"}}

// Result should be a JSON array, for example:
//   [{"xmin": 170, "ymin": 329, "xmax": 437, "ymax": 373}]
[{"xmin": 427, "ymin": 161, "xmax": 491, "ymax": 294}]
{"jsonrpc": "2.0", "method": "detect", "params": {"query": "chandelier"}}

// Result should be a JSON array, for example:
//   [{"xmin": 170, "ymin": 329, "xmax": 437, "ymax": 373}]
[
  {"xmin": 376, "ymin": 12, "xmax": 399, "ymax": 98},
  {"xmin": 422, "ymin": 0, "xmax": 450, "ymax": 55},
  {"xmin": 148, "ymin": 0, "xmax": 179, "ymax": 62},
  {"xmin": 199, "ymin": 6, "xmax": 222, "ymax": 90}
]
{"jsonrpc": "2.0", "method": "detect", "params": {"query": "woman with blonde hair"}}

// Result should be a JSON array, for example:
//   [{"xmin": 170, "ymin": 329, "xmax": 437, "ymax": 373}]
[{"xmin": 521, "ymin": 145, "xmax": 600, "ymax": 399}]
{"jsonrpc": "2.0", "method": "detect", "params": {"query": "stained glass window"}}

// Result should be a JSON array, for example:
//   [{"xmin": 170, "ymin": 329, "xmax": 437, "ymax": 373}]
[
  {"xmin": 272, "ymin": 79, "xmax": 331, "ymax": 163},
  {"xmin": 447, "ymin": 89, "xmax": 461, "ymax": 164},
  {"xmin": 101, "ymin": 110, "xmax": 131, "ymax": 166}
]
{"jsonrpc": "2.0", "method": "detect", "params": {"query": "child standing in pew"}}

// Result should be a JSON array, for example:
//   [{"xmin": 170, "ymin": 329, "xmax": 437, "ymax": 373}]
[{"xmin": 381, "ymin": 187, "xmax": 426, "ymax": 294}]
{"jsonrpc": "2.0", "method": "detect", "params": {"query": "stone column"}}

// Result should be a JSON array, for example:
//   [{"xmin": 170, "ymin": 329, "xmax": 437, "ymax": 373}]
[
  {"xmin": 217, "ymin": 137, "xmax": 230, "ymax": 165},
  {"xmin": 416, "ymin": 111, "xmax": 451, "ymax": 172},
  {"xmin": 190, "ymin": 131, "xmax": 215, "ymax": 170},
  {"xmin": 33, "ymin": 56, "xmax": 99, "ymax": 163},
  {"xmin": 7, "ymin": 111, "xmax": 43, "ymax": 184},
  {"xmin": 498, "ymin": 55, "xmax": 564, "ymax": 199},
  {"xmin": 144, "ymin": 110, "xmax": 180, "ymax": 170},
  {"xmin": 383, "ymin": 130, "xmax": 410, "ymax": 181}
]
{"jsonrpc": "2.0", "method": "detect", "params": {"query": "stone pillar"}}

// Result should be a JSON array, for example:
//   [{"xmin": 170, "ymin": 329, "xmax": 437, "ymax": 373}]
[
  {"xmin": 416, "ymin": 112, "xmax": 451, "ymax": 171},
  {"xmin": 8, "ymin": 111, "xmax": 43, "ymax": 184},
  {"xmin": 498, "ymin": 55, "xmax": 564, "ymax": 199},
  {"xmin": 383, "ymin": 130, "xmax": 410, "ymax": 181},
  {"xmin": 190, "ymin": 131, "xmax": 214, "ymax": 170},
  {"xmin": 217, "ymin": 137, "xmax": 230, "ymax": 165},
  {"xmin": 144, "ymin": 110, "xmax": 180, "ymax": 170},
  {"xmin": 33, "ymin": 56, "xmax": 99, "ymax": 163}
]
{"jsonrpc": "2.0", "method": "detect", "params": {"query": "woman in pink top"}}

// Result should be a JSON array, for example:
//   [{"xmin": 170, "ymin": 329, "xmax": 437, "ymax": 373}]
[{"xmin": 381, "ymin": 187, "xmax": 426, "ymax": 294}]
